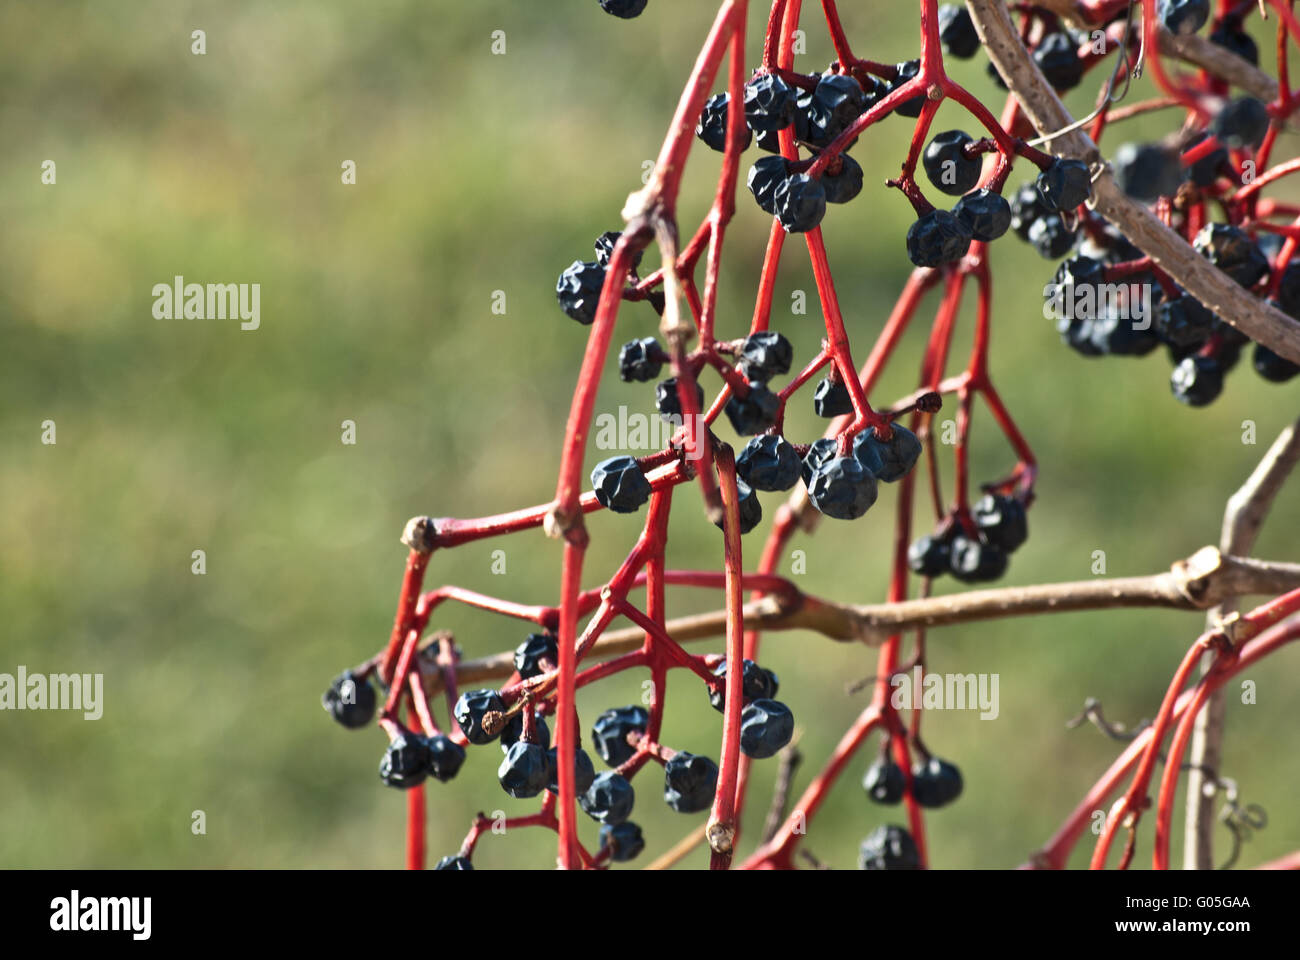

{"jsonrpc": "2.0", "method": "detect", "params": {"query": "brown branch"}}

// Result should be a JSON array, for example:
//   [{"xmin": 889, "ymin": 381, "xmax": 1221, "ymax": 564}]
[
  {"xmin": 418, "ymin": 549, "xmax": 1300, "ymax": 696},
  {"xmin": 1185, "ymin": 416, "xmax": 1300, "ymax": 869},
  {"xmin": 645, "ymin": 824, "xmax": 707, "ymax": 870},
  {"xmin": 965, "ymin": 0, "xmax": 1300, "ymax": 365},
  {"xmin": 762, "ymin": 739, "xmax": 803, "ymax": 844},
  {"xmin": 1156, "ymin": 30, "xmax": 1279, "ymax": 104}
]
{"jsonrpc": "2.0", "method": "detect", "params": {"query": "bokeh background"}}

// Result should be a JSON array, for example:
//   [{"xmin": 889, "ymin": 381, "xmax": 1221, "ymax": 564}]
[{"xmin": 1, "ymin": 0, "xmax": 1297, "ymax": 870}]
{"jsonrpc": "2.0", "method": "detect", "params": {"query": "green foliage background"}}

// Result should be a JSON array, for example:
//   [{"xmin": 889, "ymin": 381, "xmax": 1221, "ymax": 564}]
[{"xmin": 1, "ymin": 0, "xmax": 1297, "ymax": 870}]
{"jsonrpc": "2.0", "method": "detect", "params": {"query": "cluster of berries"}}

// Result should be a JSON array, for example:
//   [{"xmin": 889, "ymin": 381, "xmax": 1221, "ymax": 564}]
[
  {"xmin": 858, "ymin": 747, "xmax": 963, "ymax": 869},
  {"xmin": 907, "ymin": 492, "xmax": 1028, "ymax": 584}
]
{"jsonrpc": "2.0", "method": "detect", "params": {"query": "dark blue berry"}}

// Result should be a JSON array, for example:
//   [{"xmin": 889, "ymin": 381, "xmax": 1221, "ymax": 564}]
[
  {"xmin": 1114, "ymin": 142, "xmax": 1181, "ymax": 202},
  {"xmin": 1194, "ymin": 224, "xmax": 1270, "ymax": 288},
  {"xmin": 912, "ymin": 756, "xmax": 964, "ymax": 808},
  {"xmin": 1027, "ymin": 215, "xmax": 1076, "ymax": 259},
  {"xmin": 739, "ymin": 699, "xmax": 794, "ymax": 759},
  {"xmin": 744, "ymin": 73, "xmax": 797, "ymax": 133},
  {"xmin": 723, "ymin": 381, "xmax": 780, "ymax": 435},
  {"xmin": 1210, "ymin": 25, "xmax": 1258, "ymax": 66},
  {"xmin": 426, "ymin": 734, "xmax": 466, "ymax": 783},
  {"xmin": 1160, "ymin": 0, "xmax": 1209, "ymax": 35},
  {"xmin": 599, "ymin": 821, "xmax": 645, "ymax": 862},
  {"xmin": 855, "ymin": 424, "xmax": 922, "ymax": 482},
  {"xmin": 1213, "ymin": 97, "xmax": 1270, "ymax": 149},
  {"xmin": 808, "ymin": 73, "xmax": 866, "ymax": 144},
  {"xmin": 501, "ymin": 710, "xmax": 551, "ymax": 754},
  {"xmin": 1033, "ymin": 32, "xmax": 1083, "ymax": 90},
  {"xmin": 434, "ymin": 855, "xmax": 473, "ymax": 870},
  {"xmin": 859, "ymin": 825, "xmax": 920, "ymax": 869},
  {"xmin": 1155, "ymin": 296, "xmax": 1216, "ymax": 348},
  {"xmin": 806, "ymin": 455, "xmax": 878, "ymax": 520},
  {"xmin": 822, "ymin": 154, "xmax": 864, "ymax": 204},
  {"xmin": 379, "ymin": 734, "xmax": 429, "ymax": 789},
  {"xmin": 1253, "ymin": 343, "xmax": 1300, "ymax": 382},
  {"xmin": 708, "ymin": 658, "xmax": 778, "ymax": 712},
  {"xmin": 591, "ymin": 455, "xmax": 652, "ymax": 513},
  {"xmin": 599, "ymin": 0, "xmax": 647, "ymax": 18},
  {"xmin": 813, "ymin": 376, "xmax": 854, "ymax": 417},
  {"xmin": 801, "ymin": 436, "xmax": 839, "ymax": 486},
  {"xmin": 591, "ymin": 706, "xmax": 649, "ymax": 767},
  {"xmin": 697, "ymin": 92, "xmax": 751, "ymax": 153},
  {"xmin": 514, "ymin": 632, "xmax": 558, "ymax": 679},
  {"xmin": 737, "ymin": 434, "xmax": 801, "ymax": 491},
  {"xmin": 739, "ymin": 331, "xmax": 793, "ymax": 380},
  {"xmin": 924, "ymin": 130, "xmax": 982, "ymax": 197},
  {"xmin": 1036, "ymin": 158, "xmax": 1091, "ymax": 212},
  {"xmin": 663, "ymin": 752, "xmax": 719, "ymax": 813},
  {"xmin": 889, "ymin": 60, "xmax": 924, "ymax": 118},
  {"xmin": 748, "ymin": 156, "xmax": 790, "ymax": 214},
  {"xmin": 619, "ymin": 337, "xmax": 664, "ymax": 382},
  {"xmin": 972, "ymin": 494, "xmax": 1028, "ymax": 553},
  {"xmin": 713, "ymin": 478, "xmax": 762, "ymax": 535},
  {"xmin": 906, "ymin": 210, "xmax": 973, "ymax": 267},
  {"xmin": 498, "ymin": 741, "xmax": 551, "ymax": 799},
  {"xmin": 581, "ymin": 772, "xmax": 636, "ymax": 824},
  {"xmin": 1009, "ymin": 182, "xmax": 1049, "ymax": 240},
  {"xmin": 547, "ymin": 746, "xmax": 597, "ymax": 795},
  {"xmin": 1089, "ymin": 314, "xmax": 1161, "ymax": 356},
  {"xmin": 322, "ymin": 670, "xmax": 375, "ymax": 729},
  {"xmin": 954, "ymin": 188, "xmax": 1011, "ymax": 242},
  {"xmin": 454, "ymin": 689, "xmax": 506, "ymax": 745},
  {"xmin": 939, "ymin": 5, "xmax": 980, "ymax": 58},
  {"xmin": 556, "ymin": 260, "xmax": 607, "ymax": 325},
  {"xmin": 595, "ymin": 231, "xmax": 643, "ymax": 270},
  {"xmin": 863, "ymin": 757, "xmax": 906, "ymax": 805},
  {"xmin": 908, "ymin": 534, "xmax": 952, "ymax": 578},
  {"xmin": 656, "ymin": 377, "xmax": 705, "ymax": 421},
  {"xmin": 1171, "ymin": 355, "xmax": 1224, "ymax": 406},
  {"xmin": 774, "ymin": 173, "xmax": 827, "ymax": 233},
  {"xmin": 949, "ymin": 535, "xmax": 1008, "ymax": 582}
]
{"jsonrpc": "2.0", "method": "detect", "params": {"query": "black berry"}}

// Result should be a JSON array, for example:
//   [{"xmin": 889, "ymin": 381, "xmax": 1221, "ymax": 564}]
[
  {"xmin": 599, "ymin": 822, "xmax": 645, "ymax": 862},
  {"xmin": 774, "ymin": 173, "xmax": 827, "ymax": 233},
  {"xmin": 1171, "ymin": 355, "xmax": 1224, "ymax": 406},
  {"xmin": 1182, "ymin": 132, "xmax": 1228, "ymax": 187},
  {"xmin": 1253, "ymin": 343, "xmax": 1300, "ymax": 382},
  {"xmin": 1036, "ymin": 158, "xmax": 1091, "ymax": 212},
  {"xmin": 708, "ymin": 657, "xmax": 777, "ymax": 713},
  {"xmin": 434, "ymin": 855, "xmax": 473, "ymax": 871},
  {"xmin": 863, "ymin": 757, "xmax": 906, "ymax": 805},
  {"xmin": 938, "ymin": 4, "xmax": 980, "ymax": 58},
  {"xmin": 1213, "ymin": 97, "xmax": 1270, "ymax": 149},
  {"xmin": 514, "ymin": 632, "xmax": 558, "ymax": 679},
  {"xmin": 500, "ymin": 710, "xmax": 551, "ymax": 754},
  {"xmin": 813, "ymin": 376, "xmax": 854, "ymax": 417},
  {"xmin": 619, "ymin": 338, "xmax": 664, "ymax": 383},
  {"xmin": 1009, "ymin": 182, "xmax": 1050, "ymax": 240},
  {"xmin": 923, "ymin": 130, "xmax": 982, "ymax": 197},
  {"xmin": 591, "ymin": 705, "xmax": 649, "ymax": 768},
  {"xmin": 723, "ymin": 381, "xmax": 781, "ymax": 435},
  {"xmin": 697, "ymin": 92, "xmax": 751, "ymax": 153},
  {"xmin": 1028, "ymin": 215, "xmax": 1077, "ymax": 259},
  {"xmin": 426, "ymin": 734, "xmax": 466, "ymax": 783},
  {"xmin": 744, "ymin": 73, "xmax": 797, "ymax": 133},
  {"xmin": 322, "ymin": 670, "xmax": 375, "ymax": 729},
  {"xmin": 556, "ymin": 260, "xmax": 607, "ymax": 325},
  {"xmin": 808, "ymin": 73, "xmax": 866, "ymax": 144},
  {"xmin": 1160, "ymin": 0, "xmax": 1209, "ymax": 35},
  {"xmin": 949, "ymin": 535, "xmax": 1008, "ymax": 582},
  {"xmin": 1033, "ymin": 32, "xmax": 1083, "ymax": 90},
  {"xmin": 498, "ymin": 741, "xmax": 551, "ymax": 799},
  {"xmin": 739, "ymin": 698, "xmax": 795, "ymax": 759},
  {"xmin": 454, "ymin": 689, "xmax": 505, "ymax": 745},
  {"xmin": 599, "ymin": 0, "xmax": 647, "ymax": 18},
  {"xmin": 906, "ymin": 209, "xmax": 973, "ymax": 267},
  {"xmin": 1193, "ymin": 224, "xmax": 1270, "ymax": 288},
  {"xmin": 547, "ymin": 746, "xmax": 597, "ymax": 795},
  {"xmin": 954, "ymin": 188, "xmax": 1012, "ymax": 242},
  {"xmin": 747, "ymin": 156, "xmax": 791, "ymax": 214},
  {"xmin": 595, "ymin": 231, "xmax": 643, "ymax": 270},
  {"xmin": 591, "ymin": 455, "xmax": 652, "ymax": 513},
  {"xmin": 739, "ymin": 331, "xmax": 793, "ymax": 380},
  {"xmin": 912, "ymin": 756, "xmax": 964, "ymax": 808},
  {"xmin": 1113, "ymin": 142, "xmax": 1181, "ymax": 202},
  {"xmin": 855, "ymin": 424, "xmax": 922, "ymax": 482},
  {"xmin": 1210, "ymin": 25, "xmax": 1259, "ymax": 66},
  {"xmin": 806, "ymin": 454, "xmax": 878, "ymax": 520},
  {"xmin": 737, "ymin": 434, "xmax": 801, "ymax": 492},
  {"xmin": 656, "ymin": 377, "xmax": 705, "ymax": 421},
  {"xmin": 379, "ymin": 733, "xmax": 429, "ymax": 790},
  {"xmin": 1155, "ymin": 296, "xmax": 1216, "ymax": 348},
  {"xmin": 972, "ymin": 494, "xmax": 1028, "ymax": 553},
  {"xmin": 581, "ymin": 772, "xmax": 636, "ymax": 824},
  {"xmin": 663, "ymin": 752, "xmax": 719, "ymax": 813},
  {"xmin": 907, "ymin": 534, "xmax": 952, "ymax": 578},
  {"xmin": 889, "ymin": 60, "xmax": 924, "ymax": 118},
  {"xmin": 713, "ymin": 478, "xmax": 763, "ymax": 535},
  {"xmin": 859, "ymin": 825, "xmax": 920, "ymax": 869},
  {"xmin": 822, "ymin": 154, "xmax": 864, "ymax": 204}
]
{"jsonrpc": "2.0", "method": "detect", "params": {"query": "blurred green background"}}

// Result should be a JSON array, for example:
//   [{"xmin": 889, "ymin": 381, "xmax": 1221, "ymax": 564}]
[{"xmin": 1, "ymin": 0, "xmax": 1297, "ymax": 870}]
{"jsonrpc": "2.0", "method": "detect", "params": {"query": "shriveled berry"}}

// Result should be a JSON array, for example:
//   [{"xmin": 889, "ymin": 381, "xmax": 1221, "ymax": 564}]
[
  {"xmin": 1213, "ymin": 97, "xmax": 1270, "ymax": 149},
  {"xmin": 1210, "ymin": 25, "xmax": 1258, "ymax": 66},
  {"xmin": 546, "ymin": 746, "xmax": 597, "ymax": 795},
  {"xmin": 1009, "ymin": 182, "xmax": 1050, "ymax": 240},
  {"xmin": 813, "ymin": 376, "xmax": 854, "ymax": 417},
  {"xmin": 713, "ymin": 479, "xmax": 763, "ymax": 535},
  {"xmin": 1114, "ymin": 142, "xmax": 1181, "ymax": 202},
  {"xmin": 859, "ymin": 825, "xmax": 920, "ymax": 869},
  {"xmin": 664, "ymin": 752, "xmax": 719, "ymax": 813},
  {"xmin": 1253, "ymin": 343, "xmax": 1300, "ymax": 382},
  {"xmin": 1027, "ymin": 215, "xmax": 1077, "ymax": 259},
  {"xmin": 737, "ymin": 434, "xmax": 801, "ymax": 492},
  {"xmin": 801, "ymin": 436, "xmax": 839, "ymax": 486},
  {"xmin": 923, "ymin": 130, "xmax": 981, "ymax": 197},
  {"xmin": 739, "ymin": 331, "xmax": 793, "ymax": 380},
  {"xmin": 822, "ymin": 154, "xmax": 864, "ymax": 204},
  {"xmin": 708, "ymin": 658, "xmax": 777, "ymax": 712},
  {"xmin": 806, "ymin": 455, "xmax": 878, "ymax": 520},
  {"xmin": 724, "ymin": 381, "xmax": 780, "ymax": 435},
  {"xmin": 908, "ymin": 534, "xmax": 952, "ymax": 578},
  {"xmin": 972, "ymin": 494, "xmax": 1028, "ymax": 553},
  {"xmin": 774, "ymin": 173, "xmax": 827, "ymax": 233},
  {"xmin": 748, "ymin": 156, "xmax": 791, "ymax": 215},
  {"xmin": 912, "ymin": 756, "xmax": 964, "ymax": 808},
  {"xmin": 618, "ymin": 338, "xmax": 664, "ymax": 384},
  {"xmin": 889, "ymin": 60, "xmax": 924, "ymax": 118},
  {"xmin": 322, "ymin": 670, "xmax": 376, "ymax": 729},
  {"xmin": 1036, "ymin": 158, "xmax": 1091, "ymax": 212},
  {"xmin": 739, "ymin": 699, "xmax": 795, "ymax": 759},
  {"xmin": 1193, "ymin": 224, "xmax": 1270, "ymax": 288},
  {"xmin": 906, "ymin": 210, "xmax": 973, "ymax": 267},
  {"xmin": 434, "ymin": 855, "xmax": 473, "ymax": 871},
  {"xmin": 595, "ymin": 230, "xmax": 643, "ymax": 270},
  {"xmin": 501, "ymin": 710, "xmax": 551, "ymax": 754},
  {"xmin": 1160, "ymin": 0, "xmax": 1209, "ymax": 35},
  {"xmin": 1034, "ymin": 32, "xmax": 1083, "ymax": 90},
  {"xmin": 808, "ymin": 73, "xmax": 866, "ymax": 143},
  {"xmin": 379, "ymin": 734, "xmax": 429, "ymax": 789},
  {"xmin": 426, "ymin": 734, "xmax": 466, "ymax": 783},
  {"xmin": 1090, "ymin": 314, "xmax": 1161, "ymax": 356},
  {"xmin": 1155, "ymin": 296, "xmax": 1215, "ymax": 348},
  {"xmin": 744, "ymin": 73, "xmax": 797, "ymax": 133},
  {"xmin": 855, "ymin": 424, "xmax": 922, "ymax": 482},
  {"xmin": 556, "ymin": 260, "xmax": 607, "ymax": 325},
  {"xmin": 498, "ymin": 741, "xmax": 551, "ymax": 799},
  {"xmin": 581, "ymin": 772, "xmax": 636, "ymax": 824},
  {"xmin": 949, "ymin": 535, "xmax": 1008, "ymax": 583},
  {"xmin": 697, "ymin": 92, "xmax": 751, "ymax": 153},
  {"xmin": 863, "ymin": 757, "xmax": 906, "ymax": 805},
  {"xmin": 954, "ymin": 188, "xmax": 1011, "ymax": 242},
  {"xmin": 591, "ymin": 706, "xmax": 649, "ymax": 767},
  {"xmin": 514, "ymin": 632, "xmax": 558, "ymax": 679},
  {"xmin": 599, "ymin": 822, "xmax": 645, "ymax": 862},
  {"xmin": 938, "ymin": 4, "xmax": 980, "ymax": 58},
  {"xmin": 599, "ymin": 0, "xmax": 647, "ymax": 18},
  {"xmin": 1171, "ymin": 355, "xmax": 1224, "ymax": 406},
  {"xmin": 454, "ymin": 689, "xmax": 505, "ymax": 745},
  {"xmin": 1182, "ymin": 133, "xmax": 1228, "ymax": 187},
  {"xmin": 591, "ymin": 455, "xmax": 652, "ymax": 514},
  {"xmin": 1050, "ymin": 255, "xmax": 1106, "ymax": 319},
  {"xmin": 656, "ymin": 377, "xmax": 705, "ymax": 421}
]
